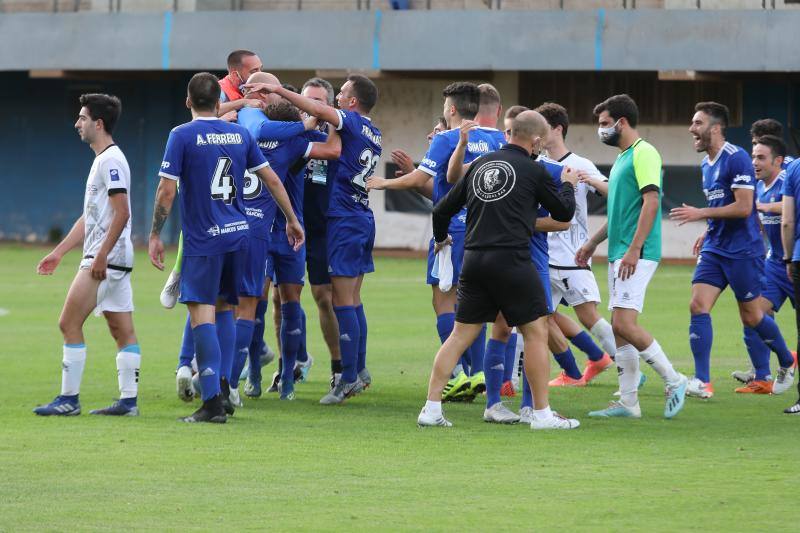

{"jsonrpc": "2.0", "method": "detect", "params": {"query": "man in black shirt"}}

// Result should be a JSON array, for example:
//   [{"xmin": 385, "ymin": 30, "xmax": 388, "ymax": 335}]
[{"xmin": 417, "ymin": 110, "xmax": 580, "ymax": 430}]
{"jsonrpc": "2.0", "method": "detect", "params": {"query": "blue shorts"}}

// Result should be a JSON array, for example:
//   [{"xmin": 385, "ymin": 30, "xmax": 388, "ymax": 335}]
[
  {"xmin": 327, "ymin": 215, "xmax": 375, "ymax": 278},
  {"xmin": 306, "ymin": 230, "xmax": 331, "ymax": 286},
  {"xmin": 180, "ymin": 249, "xmax": 245, "ymax": 306},
  {"xmin": 426, "ymin": 231, "xmax": 465, "ymax": 285},
  {"xmin": 537, "ymin": 266, "xmax": 553, "ymax": 315},
  {"xmin": 239, "ymin": 237, "xmax": 270, "ymax": 298},
  {"xmin": 762, "ymin": 259, "xmax": 795, "ymax": 311},
  {"xmin": 692, "ymin": 251, "xmax": 763, "ymax": 302},
  {"xmin": 267, "ymin": 231, "xmax": 306, "ymax": 286}
]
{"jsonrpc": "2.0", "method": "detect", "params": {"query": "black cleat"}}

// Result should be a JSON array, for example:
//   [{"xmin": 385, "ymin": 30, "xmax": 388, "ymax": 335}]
[
  {"xmin": 180, "ymin": 395, "xmax": 227, "ymax": 423},
  {"xmin": 220, "ymin": 377, "xmax": 235, "ymax": 416}
]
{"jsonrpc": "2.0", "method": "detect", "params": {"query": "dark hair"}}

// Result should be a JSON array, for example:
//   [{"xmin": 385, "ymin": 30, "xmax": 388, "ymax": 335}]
[
  {"xmin": 436, "ymin": 116, "xmax": 447, "ymax": 128},
  {"xmin": 535, "ymin": 102, "xmax": 570, "ymax": 139},
  {"xmin": 504, "ymin": 105, "xmax": 528, "ymax": 120},
  {"xmin": 79, "ymin": 93, "xmax": 122, "ymax": 134},
  {"xmin": 755, "ymin": 134, "xmax": 787, "ymax": 159},
  {"xmin": 751, "ymin": 118, "xmax": 783, "ymax": 140},
  {"xmin": 302, "ymin": 77, "xmax": 334, "ymax": 105},
  {"xmin": 227, "ymin": 49, "xmax": 256, "ymax": 69},
  {"xmin": 478, "ymin": 83, "xmax": 501, "ymax": 108},
  {"xmin": 593, "ymin": 94, "xmax": 639, "ymax": 128},
  {"xmin": 442, "ymin": 82, "xmax": 480, "ymax": 120},
  {"xmin": 694, "ymin": 101, "xmax": 729, "ymax": 130},
  {"xmin": 282, "ymin": 83, "xmax": 299, "ymax": 94},
  {"xmin": 266, "ymin": 100, "xmax": 302, "ymax": 123},
  {"xmin": 188, "ymin": 72, "xmax": 221, "ymax": 112},
  {"xmin": 346, "ymin": 74, "xmax": 378, "ymax": 113}
]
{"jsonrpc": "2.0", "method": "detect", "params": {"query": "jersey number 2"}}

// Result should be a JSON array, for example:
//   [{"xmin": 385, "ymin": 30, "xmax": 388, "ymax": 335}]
[
  {"xmin": 352, "ymin": 148, "xmax": 379, "ymax": 192},
  {"xmin": 211, "ymin": 157, "xmax": 237, "ymax": 205}
]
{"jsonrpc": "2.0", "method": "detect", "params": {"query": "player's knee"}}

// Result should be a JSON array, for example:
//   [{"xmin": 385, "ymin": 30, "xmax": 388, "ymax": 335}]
[
  {"xmin": 611, "ymin": 319, "xmax": 632, "ymax": 340},
  {"xmin": 689, "ymin": 298, "xmax": 708, "ymax": 315},
  {"xmin": 740, "ymin": 308, "xmax": 762, "ymax": 328}
]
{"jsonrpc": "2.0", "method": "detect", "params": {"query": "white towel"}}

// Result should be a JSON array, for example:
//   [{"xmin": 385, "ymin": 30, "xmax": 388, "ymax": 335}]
[{"xmin": 431, "ymin": 244, "xmax": 454, "ymax": 292}]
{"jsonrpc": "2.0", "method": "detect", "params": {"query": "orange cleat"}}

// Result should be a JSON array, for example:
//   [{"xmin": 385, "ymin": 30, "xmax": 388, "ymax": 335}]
[
  {"xmin": 548, "ymin": 371, "xmax": 586, "ymax": 387},
  {"xmin": 735, "ymin": 380, "xmax": 773, "ymax": 394},
  {"xmin": 500, "ymin": 380, "xmax": 516, "ymax": 397},
  {"xmin": 582, "ymin": 354, "xmax": 614, "ymax": 384},
  {"xmin": 792, "ymin": 351, "xmax": 798, "ymax": 368}
]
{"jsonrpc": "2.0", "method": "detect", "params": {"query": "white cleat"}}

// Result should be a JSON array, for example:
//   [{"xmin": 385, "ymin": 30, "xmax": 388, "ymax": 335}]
[
  {"xmin": 519, "ymin": 406, "xmax": 534, "ymax": 425},
  {"xmin": 229, "ymin": 386, "xmax": 243, "ymax": 407},
  {"xmin": 417, "ymin": 408, "xmax": 453, "ymax": 427},
  {"xmin": 160, "ymin": 270, "xmax": 181, "ymax": 309},
  {"xmin": 772, "ymin": 367, "xmax": 796, "ymax": 395},
  {"xmin": 731, "ymin": 368, "xmax": 755, "ymax": 384},
  {"xmin": 483, "ymin": 402, "xmax": 520, "ymax": 424},
  {"xmin": 686, "ymin": 377, "xmax": 714, "ymax": 399},
  {"xmin": 176, "ymin": 365, "xmax": 194, "ymax": 402},
  {"xmin": 530, "ymin": 412, "xmax": 581, "ymax": 430}
]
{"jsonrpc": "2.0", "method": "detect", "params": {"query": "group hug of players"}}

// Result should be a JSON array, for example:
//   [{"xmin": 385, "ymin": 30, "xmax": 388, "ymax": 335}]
[{"xmin": 31, "ymin": 48, "xmax": 800, "ymax": 428}]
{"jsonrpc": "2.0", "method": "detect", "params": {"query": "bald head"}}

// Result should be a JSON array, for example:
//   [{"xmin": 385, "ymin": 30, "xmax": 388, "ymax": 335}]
[
  {"xmin": 511, "ymin": 110, "xmax": 549, "ymax": 141},
  {"xmin": 247, "ymin": 71, "xmax": 280, "ymax": 86}
]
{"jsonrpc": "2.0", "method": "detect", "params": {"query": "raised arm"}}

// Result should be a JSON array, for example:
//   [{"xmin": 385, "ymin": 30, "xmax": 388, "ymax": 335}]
[
  {"xmin": 308, "ymin": 129, "xmax": 341, "ymax": 160},
  {"xmin": 446, "ymin": 120, "xmax": 477, "ymax": 184},
  {"xmin": 244, "ymin": 83, "xmax": 341, "ymax": 128},
  {"xmin": 535, "ymin": 165, "xmax": 577, "ymax": 223}
]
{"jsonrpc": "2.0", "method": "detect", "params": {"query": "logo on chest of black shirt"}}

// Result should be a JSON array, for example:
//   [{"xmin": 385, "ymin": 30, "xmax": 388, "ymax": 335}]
[{"xmin": 473, "ymin": 160, "xmax": 516, "ymax": 202}]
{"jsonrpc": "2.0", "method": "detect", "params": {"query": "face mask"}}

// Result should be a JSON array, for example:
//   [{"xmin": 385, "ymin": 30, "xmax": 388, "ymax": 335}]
[
  {"xmin": 597, "ymin": 119, "xmax": 621, "ymax": 146},
  {"xmin": 235, "ymin": 72, "xmax": 246, "ymax": 93}
]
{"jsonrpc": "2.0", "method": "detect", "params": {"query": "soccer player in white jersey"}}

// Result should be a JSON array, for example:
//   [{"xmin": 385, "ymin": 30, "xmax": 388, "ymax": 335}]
[
  {"xmin": 535, "ymin": 102, "xmax": 617, "ymax": 384},
  {"xmin": 34, "ymin": 94, "xmax": 141, "ymax": 417}
]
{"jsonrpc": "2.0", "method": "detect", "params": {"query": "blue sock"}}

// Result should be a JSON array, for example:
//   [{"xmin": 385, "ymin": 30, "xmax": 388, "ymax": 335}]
[
  {"xmin": 753, "ymin": 314, "xmax": 795, "ymax": 368},
  {"xmin": 569, "ymin": 331, "xmax": 604, "ymax": 362},
  {"xmin": 193, "ymin": 323, "xmax": 221, "ymax": 401},
  {"xmin": 690, "ymin": 313, "xmax": 713, "ymax": 382},
  {"xmin": 296, "ymin": 308, "xmax": 309, "ymax": 364},
  {"xmin": 216, "ymin": 310, "xmax": 235, "ymax": 383},
  {"xmin": 468, "ymin": 324, "xmax": 486, "ymax": 375},
  {"xmin": 436, "ymin": 313, "xmax": 455, "ymax": 344},
  {"xmin": 503, "ymin": 334, "xmax": 517, "ymax": 382},
  {"xmin": 231, "ymin": 319, "xmax": 254, "ymax": 389},
  {"xmin": 521, "ymin": 372, "xmax": 533, "ymax": 409},
  {"xmin": 334, "ymin": 306, "xmax": 360, "ymax": 383},
  {"xmin": 553, "ymin": 349, "xmax": 582, "ymax": 380},
  {"xmin": 355, "ymin": 304, "xmax": 368, "ymax": 373},
  {"xmin": 280, "ymin": 302, "xmax": 303, "ymax": 393},
  {"xmin": 178, "ymin": 313, "xmax": 194, "ymax": 369},
  {"xmin": 484, "ymin": 339, "xmax": 506, "ymax": 408},
  {"xmin": 248, "ymin": 300, "xmax": 268, "ymax": 379},
  {"xmin": 744, "ymin": 326, "xmax": 771, "ymax": 381}
]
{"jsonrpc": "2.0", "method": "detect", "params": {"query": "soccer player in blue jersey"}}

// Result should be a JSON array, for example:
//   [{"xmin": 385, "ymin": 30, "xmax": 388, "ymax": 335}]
[
  {"xmin": 670, "ymin": 102, "xmax": 794, "ymax": 399},
  {"xmin": 751, "ymin": 119, "xmax": 796, "ymax": 171},
  {"xmin": 780, "ymin": 157, "xmax": 800, "ymax": 413},
  {"xmin": 729, "ymin": 135, "xmax": 796, "ymax": 394},
  {"xmin": 368, "ymin": 82, "xmax": 505, "ymax": 400},
  {"xmin": 245, "ymin": 74, "xmax": 381, "ymax": 404},
  {"xmin": 149, "ymin": 73, "xmax": 303, "ymax": 423}
]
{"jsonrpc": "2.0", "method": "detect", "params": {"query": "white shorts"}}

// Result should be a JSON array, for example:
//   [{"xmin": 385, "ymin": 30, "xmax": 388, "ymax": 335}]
[
  {"xmin": 80, "ymin": 259, "xmax": 134, "ymax": 316},
  {"xmin": 549, "ymin": 267, "xmax": 602, "ymax": 309},
  {"xmin": 607, "ymin": 258, "xmax": 658, "ymax": 313}
]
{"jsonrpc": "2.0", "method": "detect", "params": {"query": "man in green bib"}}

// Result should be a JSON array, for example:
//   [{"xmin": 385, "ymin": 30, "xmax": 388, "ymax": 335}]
[{"xmin": 576, "ymin": 94, "xmax": 688, "ymax": 419}]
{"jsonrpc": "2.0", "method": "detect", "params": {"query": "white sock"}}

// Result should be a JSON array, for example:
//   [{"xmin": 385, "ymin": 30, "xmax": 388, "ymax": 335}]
[
  {"xmin": 590, "ymin": 318, "xmax": 616, "ymax": 358},
  {"xmin": 532, "ymin": 405, "xmax": 553, "ymax": 421},
  {"xmin": 61, "ymin": 344, "xmax": 86, "ymax": 396},
  {"xmin": 639, "ymin": 339, "xmax": 680, "ymax": 386},
  {"xmin": 424, "ymin": 400, "xmax": 442, "ymax": 416},
  {"xmin": 616, "ymin": 344, "xmax": 640, "ymax": 407},
  {"xmin": 512, "ymin": 333, "xmax": 523, "ymax": 389},
  {"xmin": 116, "ymin": 350, "xmax": 141, "ymax": 399}
]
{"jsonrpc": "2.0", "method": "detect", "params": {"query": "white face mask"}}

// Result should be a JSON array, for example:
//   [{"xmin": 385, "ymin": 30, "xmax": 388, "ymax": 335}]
[{"xmin": 597, "ymin": 119, "xmax": 621, "ymax": 146}]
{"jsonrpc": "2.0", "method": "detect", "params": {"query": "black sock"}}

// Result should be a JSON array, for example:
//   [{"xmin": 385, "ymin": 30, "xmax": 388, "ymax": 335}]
[{"xmin": 331, "ymin": 359, "xmax": 343, "ymax": 374}]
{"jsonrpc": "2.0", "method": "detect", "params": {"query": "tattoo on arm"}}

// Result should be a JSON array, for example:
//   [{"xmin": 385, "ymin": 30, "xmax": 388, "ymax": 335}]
[{"xmin": 150, "ymin": 204, "xmax": 169, "ymax": 237}]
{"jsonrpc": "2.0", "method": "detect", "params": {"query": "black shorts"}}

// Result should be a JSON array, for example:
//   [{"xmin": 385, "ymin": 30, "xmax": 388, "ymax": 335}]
[{"xmin": 456, "ymin": 248, "xmax": 549, "ymax": 327}]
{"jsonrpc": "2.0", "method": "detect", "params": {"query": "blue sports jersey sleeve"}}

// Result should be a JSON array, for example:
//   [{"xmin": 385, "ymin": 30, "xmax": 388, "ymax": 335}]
[
  {"xmin": 238, "ymin": 107, "xmax": 305, "ymax": 143},
  {"xmin": 419, "ymin": 133, "xmax": 451, "ymax": 178},
  {"xmin": 782, "ymin": 160, "xmax": 800, "ymax": 261},
  {"xmin": 728, "ymin": 150, "xmax": 756, "ymax": 191},
  {"xmin": 158, "ymin": 129, "xmax": 184, "ymax": 181}
]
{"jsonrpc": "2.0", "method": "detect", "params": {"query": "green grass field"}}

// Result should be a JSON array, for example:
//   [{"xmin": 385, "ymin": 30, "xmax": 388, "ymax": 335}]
[{"xmin": 1, "ymin": 244, "xmax": 798, "ymax": 531}]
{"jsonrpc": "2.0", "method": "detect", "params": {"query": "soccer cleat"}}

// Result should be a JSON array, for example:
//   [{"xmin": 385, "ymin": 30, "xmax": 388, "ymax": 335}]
[
  {"xmin": 686, "ymin": 377, "xmax": 714, "ymax": 399},
  {"xmin": 90, "ymin": 400, "xmax": 139, "ymax": 416},
  {"xmin": 589, "ymin": 401, "xmax": 642, "ymax": 418},
  {"xmin": 772, "ymin": 367, "xmax": 796, "ymax": 395},
  {"xmin": 735, "ymin": 380, "xmax": 773, "ymax": 394},
  {"xmin": 468, "ymin": 371, "xmax": 486, "ymax": 395},
  {"xmin": 244, "ymin": 377, "xmax": 262, "ymax": 398},
  {"xmin": 33, "ymin": 395, "xmax": 81, "ymax": 416},
  {"xmin": 417, "ymin": 408, "xmax": 453, "ymax": 427},
  {"xmin": 784, "ymin": 400, "xmax": 800, "ymax": 414},
  {"xmin": 319, "ymin": 379, "xmax": 364, "ymax": 405},
  {"xmin": 176, "ymin": 365, "xmax": 194, "ymax": 403},
  {"xmin": 266, "ymin": 371, "xmax": 280, "ymax": 394},
  {"xmin": 442, "ymin": 371, "xmax": 471, "ymax": 402},
  {"xmin": 229, "ymin": 386, "xmax": 243, "ymax": 407},
  {"xmin": 330, "ymin": 372, "xmax": 341, "ymax": 390},
  {"xmin": 159, "ymin": 270, "xmax": 181, "ymax": 309},
  {"xmin": 296, "ymin": 355, "xmax": 314, "ymax": 383},
  {"xmin": 664, "ymin": 374, "xmax": 688, "ymax": 419},
  {"xmin": 548, "ymin": 371, "xmax": 586, "ymax": 387},
  {"xmin": 279, "ymin": 381, "xmax": 295, "ymax": 401},
  {"xmin": 530, "ymin": 412, "xmax": 581, "ymax": 430},
  {"xmin": 358, "ymin": 367, "xmax": 372, "ymax": 388},
  {"xmin": 483, "ymin": 402, "xmax": 520, "ymax": 424},
  {"xmin": 500, "ymin": 380, "xmax": 516, "ymax": 397},
  {"xmin": 732, "ymin": 367, "xmax": 756, "ymax": 384},
  {"xmin": 180, "ymin": 395, "xmax": 227, "ymax": 423},
  {"xmin": 260, "ymin": 344, "xmax": 277, "ymax": 368},
  {"xmin": 613, "ymin": 372, "xmax": 647, "ymax": 397},
  {"xmin": 582, "ymin": 354, "xmax": 615, "ymax": 384},
  {"xmin": 519, "ymin": 406, "xmax": 533, "ymax": 424}
]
